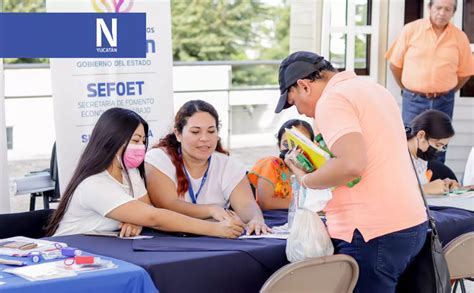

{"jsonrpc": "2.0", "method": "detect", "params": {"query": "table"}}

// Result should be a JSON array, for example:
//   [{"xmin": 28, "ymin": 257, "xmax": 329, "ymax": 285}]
[
  {"xmin": 429, "ymin": 206, "xmax": 474, "ymax": 244},
  {"xmin": 0, "ymin": 253, "xmax": 158, "ymax": 293},
  {"xmin": 427, "ymin": 195, "xmax": 474, "ymax": 211},
  {"xmin": 49, "ymin": 208, "xmax": 474, "ymax": 293},
  {"xmin": 50, "ymin": 210, "xmax": 289, "ymax": 293}
]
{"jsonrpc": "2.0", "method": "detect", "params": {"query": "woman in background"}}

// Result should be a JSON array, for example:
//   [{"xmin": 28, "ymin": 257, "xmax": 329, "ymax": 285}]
[
  {"xmin": 248, "ymin": 119, "xmax": 314, "ymax": 210},
  {"xmin": 406, "ymin": 109, "xmax": 460, "ymax": 195}
]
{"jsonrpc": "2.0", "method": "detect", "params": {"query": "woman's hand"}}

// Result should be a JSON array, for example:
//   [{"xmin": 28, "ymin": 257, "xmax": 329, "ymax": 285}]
[
  {"xmin": 443, "ymin": 178, "xmax": 460, "ymax": 191},
  {"xmin": 118, "ymin": 222, "xmax": 143, "ymax": 238},
  {"xmin": 424, "ymin": 179, "xmax": 449, "ymax": 195},
  {"xmin": 212, "ymin": 217, "xmax": 246, "ymax": 239},
  {"xmin": 245, "ymin": 219, "xmax": 272, "ymax": 236},
  {"xmin": 208, "ymin": 205, "xmax": 233, "ymax": 221},
  {"xmin": 462, "ymin": 185, "xmax": 474, "ymax": 191}
]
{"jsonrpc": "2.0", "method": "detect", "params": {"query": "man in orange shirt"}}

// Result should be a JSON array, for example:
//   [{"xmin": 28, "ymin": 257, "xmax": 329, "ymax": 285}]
[
  {"xmin": 386, "ymin": 0, "xmax": 474, "ymax": 140},
  {"xmin": 275, "ymin": 51, "xmax": 427, "ymax": 292}
]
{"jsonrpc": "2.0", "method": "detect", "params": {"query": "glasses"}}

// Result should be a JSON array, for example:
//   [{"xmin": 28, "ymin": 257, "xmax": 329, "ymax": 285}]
[{"xmin": 428, "ymin": 141, "xmax": 448, "ymax": 152}]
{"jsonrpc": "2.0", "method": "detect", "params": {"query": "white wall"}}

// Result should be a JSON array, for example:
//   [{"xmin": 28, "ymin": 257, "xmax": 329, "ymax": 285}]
[
  {"xmin": 290, "ymin": 0, "xmax": 321, "ymax": 53},
  {"xmin": 0, "ymin": 61, "xmax": 11, "ymax": 213},
  {"xmin": 5, "ymin": 69, "xmax": 55, "ymax": 160}
]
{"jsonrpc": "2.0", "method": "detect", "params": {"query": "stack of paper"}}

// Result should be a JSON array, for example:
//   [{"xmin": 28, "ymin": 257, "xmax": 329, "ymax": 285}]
[
  {"xmin": 4, "ymin": 259, "xmax": 117, "ymax": 281},
  {"xmin": 0, "ymin": 236, "xmax": 67, "ymax": 257},
  {"xmin": 239, "ymin": 224, "xmax": 289, "ymax": 240},
  {"xmin": 4, "ymin": 262, "xmax": 77, "ymax": 281}
]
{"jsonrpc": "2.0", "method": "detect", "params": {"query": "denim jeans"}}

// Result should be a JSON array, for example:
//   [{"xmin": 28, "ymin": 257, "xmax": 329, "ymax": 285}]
[
  {"xmin": 332, "ymin": 221, "xmax": 428, "ymax": 293},
  {"xmin": 402, "ymin": 89, "xmax": 454, "ymax": 163}
]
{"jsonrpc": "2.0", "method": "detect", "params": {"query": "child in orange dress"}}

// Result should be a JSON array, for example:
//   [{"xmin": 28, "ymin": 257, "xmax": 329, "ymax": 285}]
[{"xmin": 248, "ymin": 119, "xmax": 314, "ymax": 210}]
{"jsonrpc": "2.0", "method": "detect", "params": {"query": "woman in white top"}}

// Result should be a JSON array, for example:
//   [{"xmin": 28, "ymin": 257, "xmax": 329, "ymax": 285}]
[
  {"xmin": 146, "ymin": 100, "xmax": 270, "ymax": 235},
  {"xmin": 47, "ymin": 108, "xmax": 244, "ymax": 238},
  {"xmin": 406, "ymin": 110, "xmax": 459, "ymax": 195}
]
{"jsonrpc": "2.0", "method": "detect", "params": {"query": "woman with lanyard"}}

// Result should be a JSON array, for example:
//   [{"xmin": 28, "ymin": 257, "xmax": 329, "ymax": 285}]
[{"xmin": 145, "ymin": 100, "xmax": 270, "ymax": 235}]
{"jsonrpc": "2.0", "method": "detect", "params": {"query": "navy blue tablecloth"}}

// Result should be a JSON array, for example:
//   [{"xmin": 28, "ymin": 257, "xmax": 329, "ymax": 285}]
[
  {"xmin": 48, "ymin": 208, "xmax": 473, "ymax": 293},
  {"xmin": 429, "ymin": 206, "xmax": 474, "ymax": 245},
  {"xmin": 50, "ymin": 210, "xmax": 289, "ymax": 293}
]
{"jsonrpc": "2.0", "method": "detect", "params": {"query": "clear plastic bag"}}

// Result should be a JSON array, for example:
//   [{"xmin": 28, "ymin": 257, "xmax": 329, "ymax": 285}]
[
  {"xmin": 286, "ymin": 209, "xmax": 334, "ymax": 262},
  {"xmin": 287, "ymin": 175, "xmax": 300, "ymax": 229},
  {"xmin": 286, "ymin": 187, "xmax": 334, "ymax": 262},
  {"xmin": 299, "ymin": 187, "xmax": 332, "ymax": 213}
]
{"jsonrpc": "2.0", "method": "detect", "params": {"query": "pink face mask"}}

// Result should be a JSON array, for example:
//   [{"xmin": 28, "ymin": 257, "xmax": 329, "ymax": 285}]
[{"xmin": 123, "ymin": 144, "xmax": 146, "ymax": 169}]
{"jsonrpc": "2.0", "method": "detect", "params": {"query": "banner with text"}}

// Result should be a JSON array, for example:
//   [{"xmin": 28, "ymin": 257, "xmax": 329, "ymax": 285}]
[
  {"xmin": 0, "ymin": 13, "xmax": 146, "ymax": 58},
  {"xmin": 47, "ymin": 0, "xmax": 174, "ymax": 187}
]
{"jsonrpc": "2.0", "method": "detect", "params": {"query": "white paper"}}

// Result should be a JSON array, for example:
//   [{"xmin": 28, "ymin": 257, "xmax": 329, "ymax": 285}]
[
  {"xmin": 4, "ymin": 259, "xmax": 117, "ymax": 281},
  {"xmin": 239, "ymin": 233, "xmax": 289, "ymax": 240},
  {"xmin": 239, "ymin": 224, "xmax": 289, "ymax": 239},
  {"xmin": 4, "ymin": 262, "xmax": 77, "ymax": 281},
  {"xmin": 119, "ymin": 235, "xmax": 154, "ymax": 240},
  {"xmin": 84, "ymin": 231, "xmax": 154, "ymax": 240}
]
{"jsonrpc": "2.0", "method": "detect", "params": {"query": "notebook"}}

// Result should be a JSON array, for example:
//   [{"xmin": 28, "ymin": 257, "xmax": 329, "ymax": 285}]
[
  {"xmin": 285, "ymin": 127, "xmax": 331, "ymax": 169},
  {"xmin": 285, "ymin": 127, "xmax": 361, "ymax": 188}
]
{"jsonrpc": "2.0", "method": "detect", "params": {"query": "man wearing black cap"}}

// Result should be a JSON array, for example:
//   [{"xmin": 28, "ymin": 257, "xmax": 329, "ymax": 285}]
[{"xmin": 278, "ymin": 51, "xmax": 427, "ymax": 292}]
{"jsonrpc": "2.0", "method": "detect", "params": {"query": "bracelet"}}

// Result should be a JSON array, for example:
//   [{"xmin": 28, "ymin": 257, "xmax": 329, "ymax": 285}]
[{"xmin": 301, "ymin": 174, "xmax": 310, "ymax": 188}]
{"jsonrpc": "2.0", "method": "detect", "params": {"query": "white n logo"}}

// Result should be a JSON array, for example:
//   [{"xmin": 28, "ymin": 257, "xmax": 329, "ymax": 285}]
[{"xmin": 96, "ymin": 18, "xmax": 117, "ymax": 47}]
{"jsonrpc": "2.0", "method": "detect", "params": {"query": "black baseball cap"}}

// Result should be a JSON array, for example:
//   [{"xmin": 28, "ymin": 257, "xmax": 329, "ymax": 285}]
[{"xmin": 275, "ymin": 51, "xmax": 327, "ymax": 113}]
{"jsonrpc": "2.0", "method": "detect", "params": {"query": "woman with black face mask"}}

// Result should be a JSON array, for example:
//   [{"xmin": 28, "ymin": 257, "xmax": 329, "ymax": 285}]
[
  {"xmin": 248, "ymin": 119, "xmax": 314, "ymax": 210},
  {"xmin": 406, "ymin": 110, "xmax": 459, "ymax": 195}
]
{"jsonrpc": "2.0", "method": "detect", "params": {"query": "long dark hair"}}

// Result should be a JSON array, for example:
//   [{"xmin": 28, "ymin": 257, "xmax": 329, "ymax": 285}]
[
  {"xmin": 154, "ymin": 100, "xmax": 227, "ymax": 197},
  {"xmin": 46, "ymin": 108, "xmax": 149, "ymax": 236},
  {"xmin": 276, "ymin": 119, "xmax": 315, "ymax": 146},
  {"xmin": 406, "ymin": 110, "xmax": 455, "ymax": 140}
]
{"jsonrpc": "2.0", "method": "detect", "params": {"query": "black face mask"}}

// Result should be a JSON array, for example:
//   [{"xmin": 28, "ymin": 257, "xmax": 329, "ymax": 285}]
[
  {"xmin": 279, "ymin": 149, "xmax": 289, "ymax": 160},
  {"xmin": 417, "ymin": 145, "xmax": 439, "ymax": 161}
]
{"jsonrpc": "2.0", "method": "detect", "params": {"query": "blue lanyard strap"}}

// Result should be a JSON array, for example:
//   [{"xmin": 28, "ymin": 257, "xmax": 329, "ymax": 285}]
[{"xmin": 183, "ymin": 157, "xmax": 211, "ymax": 204}]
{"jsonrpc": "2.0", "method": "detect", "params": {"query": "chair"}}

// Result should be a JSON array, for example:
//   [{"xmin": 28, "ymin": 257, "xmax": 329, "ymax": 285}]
[
  {"xmin": 18, "ymin": 143, "xmax": 60, "ymax": 211},
  {"xmin": 443, "ymin": 232, "xmax": 474, "ymax": 293},
  {"xmin": 0, "ymin": 209, "xmax": 54, "ymax": 239},
  {"xmin": 260, "ymin": 254, "xmax": 359, "ymax": 293},
  {"xmin": 39, "ymin": 142, "xmax": 61, "ymax": 206}
]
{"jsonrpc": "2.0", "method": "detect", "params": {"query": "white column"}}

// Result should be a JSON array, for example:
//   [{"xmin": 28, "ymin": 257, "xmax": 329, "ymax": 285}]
[{"xmin": 0, "ymin": 60, "xmax": 11, "ymax": 213}]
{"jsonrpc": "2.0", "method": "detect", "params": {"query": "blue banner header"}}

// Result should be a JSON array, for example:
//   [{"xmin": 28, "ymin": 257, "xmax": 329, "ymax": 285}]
[{"xmin": 0, "ymin": 13, "xmax": 146, "ymax": 58}]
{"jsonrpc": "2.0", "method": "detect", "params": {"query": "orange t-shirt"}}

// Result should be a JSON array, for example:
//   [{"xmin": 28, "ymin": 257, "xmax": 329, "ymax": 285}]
[
  {"xmin": 314, "ymin": 71, "xmax": 427, "ymax": 242},
  {"xmin": 248, "ymin": 157, "xmax": 292, "ymax": 201},
  {"xmin": 386, "ymin": 18, "xmax": 474, "ymax": 93}
]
